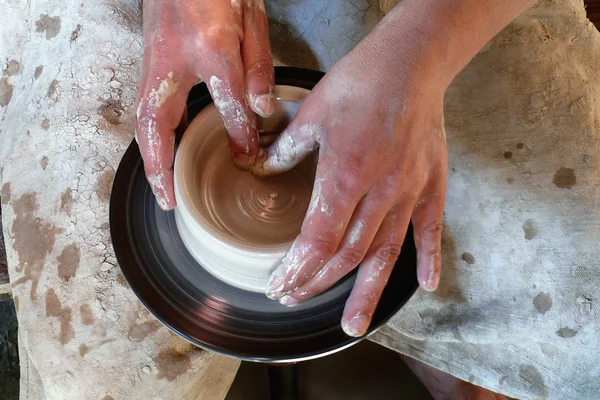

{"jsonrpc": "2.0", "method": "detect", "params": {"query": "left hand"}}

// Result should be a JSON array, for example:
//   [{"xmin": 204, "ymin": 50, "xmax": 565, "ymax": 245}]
[{"xmin": 260, "ymin": 32, "xmax": 449, "ymax": 337}]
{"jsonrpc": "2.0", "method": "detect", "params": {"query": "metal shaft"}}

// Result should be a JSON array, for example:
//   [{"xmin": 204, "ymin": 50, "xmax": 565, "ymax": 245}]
[{"xmin": 268, "ymin": 364, "xmax": 299, "ymax": 400}]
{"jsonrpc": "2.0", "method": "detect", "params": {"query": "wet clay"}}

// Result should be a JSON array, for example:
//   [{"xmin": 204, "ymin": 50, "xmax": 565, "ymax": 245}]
[
  {"xmin": 174, "ymin": 85, "xmax": 316, "ymax": 291},
  {"xmin": 191, "ymin": 125, "xmax": 314, "ymax": 247}
]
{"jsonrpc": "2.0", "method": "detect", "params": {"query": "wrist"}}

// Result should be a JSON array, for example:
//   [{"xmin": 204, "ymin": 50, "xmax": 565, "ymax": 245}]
[{"xmin": 363, "ymin": 0, "xmax": 536, "ymax": 91}]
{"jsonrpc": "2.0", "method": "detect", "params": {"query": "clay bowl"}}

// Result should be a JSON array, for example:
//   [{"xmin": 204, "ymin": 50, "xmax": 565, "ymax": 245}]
[{"xmin": 173, "ymin": 85, "xmax": 316, "ymax": 292}]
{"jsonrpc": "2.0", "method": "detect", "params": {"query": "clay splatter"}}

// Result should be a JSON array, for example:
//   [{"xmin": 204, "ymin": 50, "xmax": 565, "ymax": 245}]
[
  {"xmin": 0, "ymin": 77, "xmax": 13, "ymax": 107},
  {"xmin": 45, "ymin": 288, "xmax": 74, "ymax": 344},
  {"xmin": 79, "ymin": 343, "xmax": 89, "ymax": 357},
  {"xmin": 11, "ymin": 193, "xmax": 63, "ymax": 300},
  {"xmin": 516, "ymin": 142, "xmax": 524, "ymax": 149},
  {"xmin": 128, "ymin": 321, "xmax": 162, "ymax": 342},
  {"xmin": 96, "ymin": 169, "xmax": 115, "ymax": 203},
  {"xmin": 57, "ymin": 243, "xmax": 80, "ymax": 282},
  {"xmin": 461, "ymin": 252, "xmax": 475, "ymax": 265},
  {"xmin": 518, "ymin": 364, "xmax": 549, "ymax": 398},
  {"xmin": 47, "ymin": 79, "xmax": 59, "ymax": 101},
  {"xmin": 34, "ymin": 65, "xmax": 44, "ymax": 79},
  {"xmin": 533, "ymin": 292, "xmax": 552, "ymax": 314},
  {"xmin": 503, "ymin": 151, "xmax": 513, "ymax": 159},
  {"xmin": 556, "ymin": 327, "xmax": 577, "ymax": 338},
  {"xmin": 552, "ymin": 167, "xmax": 576, "ymax": 189},
  {"xmin": 522, "ymin": 219, "xmax": 537, "ymax": 240},
  {"xmin": 79, "ymin": 304, "xmax": 95, "ymax": 325},
  {"xmin": 99, "ymin": 100, "xmax": 124, "ymax": 125},
  {"xmin": 60, "ymin": 187, "xmax": 74, "ymax": 215},
  {"xmin": 40, "ymin": 156, "xmax": 48, "ymax": 169},
  {"xmin": 35, "ymin": 14, "xmax": 62, "ymax": 39},
  {"xmin": 3, "ymin": 60, "xmax": 21, "ymax": 76},
  {"xmin": 1, "ymin": 182, "xmax": 11, "ymax": 204},
  {"xmin": 70, "ymin": 24, "xmax": 81, "ymax": 41},
  {"xmin": 154, "ymin": 348, "xmax": 193, "ymax": 382},
  {"xmin": 41, "ymin": 119, "xmax": 50, "ymax": 130}
]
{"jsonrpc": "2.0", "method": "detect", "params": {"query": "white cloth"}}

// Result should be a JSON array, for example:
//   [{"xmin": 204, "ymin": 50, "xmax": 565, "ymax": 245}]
[{"xmin": 1, "ymin": 0, "xmax": 599, "ymax": 398}]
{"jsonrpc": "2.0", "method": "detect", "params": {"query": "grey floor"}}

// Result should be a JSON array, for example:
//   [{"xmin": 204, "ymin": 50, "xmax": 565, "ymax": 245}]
[{"xmin": 226, "ymin": 340, "xmax": 433, "ymax": 400}]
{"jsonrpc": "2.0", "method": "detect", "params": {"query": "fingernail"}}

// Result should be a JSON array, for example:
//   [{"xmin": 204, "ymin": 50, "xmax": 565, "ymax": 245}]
[
  {"xmin": 233, "ymin": 153, "xmax": 253, "ymax": 169},
  {"xmin": 424, "ymin": 275, "xmax": 439, "ymax": 292},
  {"xmin": 342, "ymin": 314, "xmax": 369, "ymax": 337},
  {"xmin": 266, "ymin": 280, "xmax": 285, "ymax": 300},
  {"xmin": 156, "ymin": 196, "xmax": 170, "ymax": 211},
  {"xmin": 265, "ymin": 242, "xmax": 299, "ymax": 298},
  {"xmin": 147, "ymin": 173, "xmax": 175, "ymax": 211},
  {"xmin": 266, "ymin": 272, "xmax": 285, "ymax": 299},
  {"xmin": 279, "ymin": 295, "xmax": 299, "ymax": 307},
  {"xmin": 253, "ymin": 93, "xmax": 276, "ymax": 118}
]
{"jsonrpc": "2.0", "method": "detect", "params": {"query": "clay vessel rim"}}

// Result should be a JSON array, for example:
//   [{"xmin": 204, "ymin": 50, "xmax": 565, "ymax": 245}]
[{"xmin": 174, "ymin": 85, "xmax": 311, "ymax": 254}]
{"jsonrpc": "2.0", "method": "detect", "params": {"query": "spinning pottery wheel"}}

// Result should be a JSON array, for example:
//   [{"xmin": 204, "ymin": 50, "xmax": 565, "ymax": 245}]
[{"xmin": 110, "ymin": 69, "xmax": 418, "ymax": 392}]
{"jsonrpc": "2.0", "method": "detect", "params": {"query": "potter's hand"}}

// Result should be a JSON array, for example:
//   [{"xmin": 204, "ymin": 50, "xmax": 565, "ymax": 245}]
[
  {"xmin": 136, "ymin": 0, "xmax": 273, "ymax": 210},
  {"xmin": 263, "ymin": 0, "xmax": 536, "ymax": 336},
  {"xmin": 263, "ymin": 52, "xmax": 448, "ymax": 337}
]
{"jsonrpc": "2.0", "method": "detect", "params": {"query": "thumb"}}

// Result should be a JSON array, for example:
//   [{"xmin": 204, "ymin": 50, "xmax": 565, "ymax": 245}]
[
  {"xmin": 253, "ymin": 121, "xmax": 321, "ymax": 176},
  {"xmin": 136, "ymin": 69, "xmax": 195, "ymax": 210}
]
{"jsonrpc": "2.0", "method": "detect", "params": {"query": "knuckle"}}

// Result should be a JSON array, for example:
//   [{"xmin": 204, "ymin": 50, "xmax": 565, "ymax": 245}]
[
  {"xmin": 373, "ymin": 243, "xmax": 402, "ymax": 265},
  {"xmin": 334, "ymin": 167, "xmax": 364, "ymax": 197},
  {"xmin": 376, "ymin": 176, "xmax": 404, "ymax": 200},
  {"xmin": 338, "ymin": 246, "xmax": 365, "ymax": 267},
  {"xmin": 339, "ymin": 152, "xmax": 367, "ymax": 176},
  {"xmin": 200, "ymin": 26, "xmax": 241, "ymax": 52},
  {"xmin": 382, "ymin": 174, "xmax": 400, "ymax": 191},
  {"xmin": 246, "ymin": 58, "xmax": 274, "ymax": 76},
  {"xmin": 310, "ymin": 237, "xmax": 338, "ymax": 262},
  {"xmin": 422, "ymin": 219, "xmax": 443, "ymax": 237}
]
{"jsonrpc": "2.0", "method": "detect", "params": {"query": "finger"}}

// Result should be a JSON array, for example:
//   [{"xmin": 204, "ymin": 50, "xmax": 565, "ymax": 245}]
[
  {"xmin": 175, "ymin": 106, "xmax": 189, "ymax": 139},
  {"xmin": 411, "ymin": 179, "xmax": 446, "ymax": 291},
  {"xmin": 341, "ymin": 206, "xmax": 411, "ymax": 337},
  {"xmin": 278, "ymin": 194, "xmax": 390, "ymax": 307},
  {"xmin": 254, "ymin": 115, "xmax": 322, "ymax": 176},
  {"xmin": 136, "ymin": 68, "xmax": 195, "ymax": 210},
  {"xmin": 242, "ymin": 0, "xmax": 275, "ymax": 118},
  {"xmin": 265, "ymin": 155, "xmax": 366, "ymax": 299},
  {"xmin": 201, "ymin": 41, "xmax": 260, "ymax": 169}
]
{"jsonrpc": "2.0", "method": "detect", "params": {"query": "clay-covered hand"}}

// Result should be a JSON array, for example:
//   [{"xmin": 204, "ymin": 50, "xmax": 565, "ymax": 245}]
[
  {"xmin": 262, "ymin": 30, "xmax": 448, "ymax": 337},
  {"xmin": 136, "ymin": 0, "xmax": 274, "ymax": 210}
]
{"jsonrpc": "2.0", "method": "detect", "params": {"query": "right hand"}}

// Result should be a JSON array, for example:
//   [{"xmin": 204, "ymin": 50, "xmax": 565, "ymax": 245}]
[{"xmin": 136, "ymin": 0, "xmax": 274, "ymax": 210}]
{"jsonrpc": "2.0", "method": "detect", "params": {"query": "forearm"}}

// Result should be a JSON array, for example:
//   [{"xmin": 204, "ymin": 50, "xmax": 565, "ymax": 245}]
[{"xmin": 361, "ymin": 0, "xmax": 537, "ymax": 90}]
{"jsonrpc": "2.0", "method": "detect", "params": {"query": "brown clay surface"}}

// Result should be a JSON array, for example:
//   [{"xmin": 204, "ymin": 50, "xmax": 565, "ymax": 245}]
[{"xmin": 189, "ymin": 124, "xmax": 316, "ymax": 247}]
